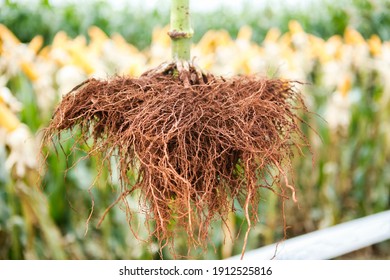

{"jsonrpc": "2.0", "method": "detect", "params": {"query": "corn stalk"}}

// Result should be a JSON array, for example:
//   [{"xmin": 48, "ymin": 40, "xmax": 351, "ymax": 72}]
[{"xmin": 168, "ymin": 0, "xmax": 193, "ymax": 61}]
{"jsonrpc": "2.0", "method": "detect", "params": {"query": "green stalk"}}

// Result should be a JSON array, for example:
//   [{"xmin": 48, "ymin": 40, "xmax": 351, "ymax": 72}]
[{"xmin": 169, "ymin": 0, "xmax": 193, "ymax": 61}]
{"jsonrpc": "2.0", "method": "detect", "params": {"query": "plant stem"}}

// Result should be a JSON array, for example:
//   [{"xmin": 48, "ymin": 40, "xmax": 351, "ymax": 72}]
[{"xmin": 169, "ymin": 0, "xmax": 193, "ymax": 61}]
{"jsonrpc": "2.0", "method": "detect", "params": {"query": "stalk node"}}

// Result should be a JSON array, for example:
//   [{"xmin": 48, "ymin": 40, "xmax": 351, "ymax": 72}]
[{"xmin": 168, "ymin": 29, "xmax": 194, "ymax": 39}]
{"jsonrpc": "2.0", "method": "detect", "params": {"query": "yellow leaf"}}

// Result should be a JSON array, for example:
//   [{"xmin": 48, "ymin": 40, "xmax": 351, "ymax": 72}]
[
  {"xmin": 88, "ymin": 26, "xmax": 108, "ymax": 42},
  {"xmin": 152, "ymin": 26, "xmax": 171, "ymax": 47},
  {"xmin": 0, "ymin": 24, "xmax": 20, "ymax": 45},
  {"xmin": 288, "ymin": 20, "xmax": 304, "ymax": 35},
  {"xmin": 319, "ymin": 35, "xmax": 343, "ymax": 62},
  {"xmin": 112, "ymin": 33, "xmax": 140, "ymax": 54},
  {"xmin": 198, "ymin": 30, "xmax": 232, "ymax": 54},
  {"xmin": 67, "ymin": 36, "xmax": 94, "ymax": 74},
  {"xmin": 344, "ymin": 27, "xmax": 365, "ymax": 45},
  {"xmin": 264, "ymin": 28, "xmax": 281, "ymax": 43},
  {"xmin": 88, "ymin": 26, "xmax": 109, "ymax": 55},
  {"xmin": 0, "ymin": 102, "xmax": 20, "ymax": 132},
  {"xmin": 368, "ymin": 34, "xmax": 382, "ymax": 56},
  {"xmin": 20, "ymin": 62, "xmax": 39, "ymax": 81},
  {"xmin": 52, "ymin": 31, "xmax": 68, "ymax": 48},
  {"xmin": 338, "ymin": 76, "xmax": 352, "ymax": 97},
  {"xmin": 70, "ymin": 50, "xmax": 94, "ymax": 75},
  {"xmin": 29, "ymin": 35, "xmax": 43, "ymax": 54},
  {"xmin": 237, "ymin": 26, "xmax": 252, "ymax": 42}
]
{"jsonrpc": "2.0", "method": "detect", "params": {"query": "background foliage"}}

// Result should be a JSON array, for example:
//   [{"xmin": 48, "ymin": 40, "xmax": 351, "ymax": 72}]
[
  {"xmin": 1, "ymin": 0, "xmax": 390, "ymax": 49},
  {"xmin": 1, "ymin": 0, "xmax": 389, "ymax": 259}
]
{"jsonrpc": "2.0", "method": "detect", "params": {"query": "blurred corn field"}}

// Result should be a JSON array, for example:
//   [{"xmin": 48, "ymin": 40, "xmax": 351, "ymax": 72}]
[{"xmin": 1, "ymin": 0, "xmax": 390, "ymax": 260}]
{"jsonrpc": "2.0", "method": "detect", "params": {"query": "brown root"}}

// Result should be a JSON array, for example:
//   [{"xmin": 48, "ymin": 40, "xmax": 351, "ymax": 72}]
[{"xmin": 43, "ymin": 62, "xmax": 309, "ymax": 257}]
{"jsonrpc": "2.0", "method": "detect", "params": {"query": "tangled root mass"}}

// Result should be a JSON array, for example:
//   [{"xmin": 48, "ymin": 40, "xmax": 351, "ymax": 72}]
[{"xmin": 44, "ymin": 62, "xmax": 308, "ymax": 256}]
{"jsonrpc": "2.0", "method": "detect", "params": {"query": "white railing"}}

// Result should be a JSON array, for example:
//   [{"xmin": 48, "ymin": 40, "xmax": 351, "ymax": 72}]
[{"xmin": 228, "ymin": 210, "xmax": 390, "ymax": 260}]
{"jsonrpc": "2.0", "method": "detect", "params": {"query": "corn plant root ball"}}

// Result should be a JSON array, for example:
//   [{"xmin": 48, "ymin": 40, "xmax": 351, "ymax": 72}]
[{"xmin": 44, "ymin": 62, "xmax": 308, "ymax": 255}]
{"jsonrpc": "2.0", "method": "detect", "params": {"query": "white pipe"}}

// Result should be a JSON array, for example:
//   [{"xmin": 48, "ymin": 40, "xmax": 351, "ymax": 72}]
[{"xmin": 228, "ymin": 210, "xmax": 390, "ymax": 260}]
